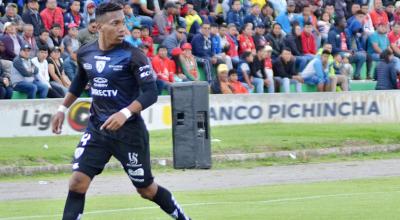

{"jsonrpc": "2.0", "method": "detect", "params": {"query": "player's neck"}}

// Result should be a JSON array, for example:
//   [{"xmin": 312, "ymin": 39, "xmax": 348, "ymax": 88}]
[{"xmin": 98, "ymin": 35, "xmax": 116, "ymax": 51}]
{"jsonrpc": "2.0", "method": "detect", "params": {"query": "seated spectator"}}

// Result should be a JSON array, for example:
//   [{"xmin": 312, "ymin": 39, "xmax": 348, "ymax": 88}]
[
  {"xmin": 210, "ymin": 64, "xmax": 233, "ymax": 94},
  {"xmin": 317, "ymin": 12, "xmax": 332, "ymax": 44},
  {"xmin": 228, "ymin": 69, "xmax": 248, "ymax": 94},
  {"xmin": 36, "ymin": 29, "xmax": 50, "ymax": 51},
  {"xmin": 1, "ymin": 3, "xmax": 24, "ymax": 32},
  {"xmin": 273, "ymin": 48, "xmax": 302, "ymax": 93},
  {"xmin": 238, "ymin": 23, "xmax": 256, "ymax": 56},
  {"xmin": 266, "ymin": 23, "xmax": 285, "ymax": 60},
  {"xmin": 64, "ymin": 48, "xmax": 78, "ymax": 81},
  {"xmin": 369, "ymin": 0, "xmax": 389, "ymax": 29},
  {"xmin": 161, "ymin": 26, "xmax": 187, "ymax": 57},
  {"xmin": 226, "ymin": 0, "xmax": 244, "ymax": 30},
  {"xmin": 211, "ymin": 24, "xmax": 233, "ymax": 69},
  {"xmin": 225, "ymin": 23, "xmax": 240, "ymax": 63},
  {"xmin": 264, "ymin": 45, "xmax": 275, "ymax": 93},
  {"xmin": 10, "ymin": 44, "xmax": 48, "ymax": 99},
  {"xmin": 361, "ymin": 3, "xmax": 375, "ymax": 36},
  {"xmin": 62, "ymin": 23, "xmax": 80, "ymax": 57},
  {"xmin": 77, "ymin": 19, "xmax": 98, "ymax": 46},
  {"xmin": 47, "ymin": 47, "xmax": 70, "ymax": 93},
  {"xmin": 184, "ymin": 2, "xmax": 202, "ymax": 38},
  {"xmin": 253, "ymin": 24, "xmax": 267, "ymax": 48},
  {"xmin": 48, "ymin": 23, "xmax": 63, "ymax": 49},
  {"xmin": 237, "ymin": 52, "xmax": 259, "ymax": 93},
  {"xmin": 0, "ymin": 40, "xmax": 13, "ymax": 77},
  {"xmin": 125, "ymin": 26, "xmax": 143, "ymax": 48},
  {"xmin": 21, "ymin": 24, "xmax": 38, "ymax": 58},
  {"xmin": 123, "ymin": 2, "xmax": 140, "ymax": 32},
  {"xmin": 22, "ymin": 0, "xmax": 45, "ymax": 37},
  {"xmin": 251, "ymin": 46, "xmax": 272, "ymax": 93},
  {"xmin": 301, "ymin": 22, "xmax": 317, "ymax": 55},
  {"xmin": 64, "ymin": 0, "xmax": 85, "ymax": 32},
  {"xmin": 368, "ymin": 22, "xmax": 390, "ymax": 61},
  {"xmin": 152, "ymin": 46, "xmax": 175, "ymax": 94},
  {"xmin": 275, "ymin": 0, "xmax": 297, "ymax": 35},
  {"xmin": 375, "ymin": 49, "xmax": 399, "ymax": 90},
  {"xmin": 130, "ymin": 0, "xmax": 154, "ymax": 29},
  {"xmin": 0, "ymin": 61, "xmax": 13, "ymax": 99},
  {"xmin": 140, "ymin": 26, "xmax": 154, "ymax": 57},
  {"xmin": 243, "ymin": 3, "xmax": 264, "ymax": 28},
  {"xmin": 2, "ymin": 22, "xmax": 23, "ymax": 61},
  {"xmin": 284, "ymin": 23, "xmax": 314, "ymax": 72},
  {"xmin": 179, "ymin": 43, "xmax": 200, "ymax": 81},
  {"xmin": 300, "ymin": 50, "xmax": 333, "ymax": 92},
  {"xmin": 170, "ymin": 48, "xmax": 187, "ymax": 82},
  {"xmin": 389, "ymin": 22, "xmax": 400, "ymax": 58},
  {"xmin": 83, "ymin": 1, "xmax": 96, "ymax": 27},
  {"xmin": 40, "ymin": 0, "xmax": 64, "ymax": 35},
  {"xmin": 329, "ymin": 52, "xmax": 350, "ymax": 91},
  {"xmin": 152, "ymin": 1, "xmax": 177, "ymax": 44},
  {"xmin": 32, "ymin": 45, "xmax": 65, "ymax": 98}
]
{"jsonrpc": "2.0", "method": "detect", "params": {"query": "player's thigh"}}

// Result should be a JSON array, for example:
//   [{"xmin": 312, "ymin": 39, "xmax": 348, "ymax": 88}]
[{"xmin": 72, "ymin": 131, "xmax": 113, "ymax": 179}]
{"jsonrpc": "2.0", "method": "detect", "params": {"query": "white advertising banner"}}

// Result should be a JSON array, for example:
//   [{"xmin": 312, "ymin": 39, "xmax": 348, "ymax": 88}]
[{"xmin": 0, "ymin": 90, "xmax": 399, "ymax": 137}]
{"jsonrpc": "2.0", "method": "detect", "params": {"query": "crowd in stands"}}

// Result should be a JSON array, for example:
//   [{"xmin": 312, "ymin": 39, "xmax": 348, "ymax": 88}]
[{"xmin": 1, "ymin": 0, "xmax": 400, "ymax": 99}]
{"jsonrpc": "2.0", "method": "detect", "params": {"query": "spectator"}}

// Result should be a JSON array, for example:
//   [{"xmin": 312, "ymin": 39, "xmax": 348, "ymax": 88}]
[
  {"xmin": 179, "ymin": 43, "xmax": 200, "ymax": 81},
  {"xmin": 264, "ymin": 45, "xmax": 275, "ymax": 93},
  {"xmin": 21, "ymin": 24, "xmax": 38, "ymax": 57},
  {"xmin": 152, "ymin": 1, "xmax": 177, "ymax": 44},
  {"xmin": 140, "ymin": 26, "xmax": 154, "ymax": 57},
  {"xmin": 184, "ymin": 2, "xmax": 202, "ymax": 37},
  {"xmin": 389, "ymin": 22, "xmax": 400, "ymax": 58},
  {"xmin": 83, "ymin": 1, "xmax": 96, "ymax": 27},
  {"xmin": 251, "ymin": 46, "xmax": 272, "ymax": 93},
  {"xmin": 0, "ymin": 61, "xmax": 13, "ymax": 99},
  {"xmin": 260, "ymin": 3, "xmax": 275, "ymax": 32},
  {"xmin": 273, "ymin": 48, "xmax": 302, "ymax": 93},
  {"xmin": 329, "ymin": 52, "xmax": 350, "ymax": 91},
  {"xmin": 243, "ymin": 3, "xmax": 264, "ymax": 28},
  {"xmin": 10, "ymin": 44, "xmax": 48, "ymax": 99},
  {"xmin": 275, "ymin": 0, "xmax": 297, "ymax": 34},
  {"xmin": 226, "ymin": 0, "xmax": 244, "ymax": 30},
  {"xmin": 253, "ymin": 24, "xmax": 267, "ymax": 48},
  {"xmin": 375, "ymin": 49, "xmax": 399, "ymax": 90},
  {"xmin": 62, "ymin": 23, "xmax": 80, "ymax": 57},
  {"xmin": 40, "ymin": 0, "xmax": 65, "ymax": 35},
  {"xmin": 238, "ymin": 23, "xmax": 256, "ymax": 56},
  {"xmin": 228, "ymin": 69, "xmax": 248, "ymax": 94},
  {"xmin": 301, "ymin": 50, "xmax": 333, "ymax": 92},
  {"xmin": 385, "ymin": 2, "xmax": 395, "ymax": 25},
  {"xmin": 295, "ymin": 5, "xmax": 314, "ymax": 28},
  {"xmin": 210, "ymin": 63, "xmax": 232, "ymax": 94},
  {"xmin": 36, "ymin": 29, "xmax": 50, "ymax": 51},
  {"xmin": 123, "ymin": 2, "xmax": 140, "ymax": 32},
  {"xmin": 369, "ymin": 0, "xmax": 389, "ymax": 28},
  {"xmin": 0, "ymin": 39, "xmax": 13, "ymax": 77},
  {"xmin": 284, "ymin": 23, "xmax": 314, "ymax": 72},
  {"xmin": 317, "ymin": 12, "xmax": 332, "ymax": 44},
  {"xmin": 161, "ymin": 26, "xmax": 187, "ymax": 56},
  {"xmin": 237, "ymin": 51, "xmax": 258, "ymax": 93},
  {"xmin": 63, "ymin": 48, "xmax": 78, "ymax": 81},
  {"xmin": 48, "ymin": 23, "xmax": 63, "ymax": 49},
  {"xmin": 328, "ymin": 17, "xmax": 366, "ymax": 80},
  {"xmin": 301, "ymin": 22, "xmax": 317, "ymax": 55},
  {"xmin": 47, "ymin": 46, "xmax": 70, "ymax": 92},
  {"xmin": 22, "ymin": 0, "xmax": 45, "ymax": 37},
  {"xmin": 64, "ymin": 0, "xmax": 85, "ymax": 32},
  {"xmin": 211, "ymin": 24, "xmax": 233, "ymax": 69},
  {"xmin": 152, "ymin": 46, "xmax": 175, "ymax": 94},
  {"xmin": 125, "ymin": 26, "xmax": 143, "ymax": 48},
  {"xmin": 1, "ymin": 3, "xmax": 24, "ymax": 32},
  {"xmin": 191, "ymin": 22, "xmax": 217, "ymax": 82},
  {"xmin": 129, "ymin": 0, "xmax": 154, "ymax": 29},
  {"xmin": 225, "ymin": 23, "xmax": 240, "ymax": 63},
  {"xmin": 170, "ymin": 47, "xmax": 187, "ymax": 82},
  {"xmin": 32, "ymin": 45, "xmax": 65, "ymax": 98},
  {"xmin": 266, "ymin": 23, "xmax": 285, "ymax": 59},
  {"xmin": 368, "ymin": 22, "xmax": 390, "ymax": 61},
  {"xmin": 77, "ymin": 19, "xmax": 98, "ymax": 46},
  {"xmin": 1, "ymin": 22, "xmax": 23, "ymax": 61},
  {"xmin": 361, "ymin": 4, "xmax": 375, "ymax": 36}
]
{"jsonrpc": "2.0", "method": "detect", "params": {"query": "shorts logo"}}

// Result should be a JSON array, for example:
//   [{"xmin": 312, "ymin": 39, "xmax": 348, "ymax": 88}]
[
  {"xmin": 128, "ymin": 168, "xmax": 144, "ymax": 177},
  {"xmin": 74, "ymin": 147, "xmax": 85, "ymax": 159},
  {"xmin": 96, "ymin": 60, "xmax": 106, "ymax": 73},
  {"xmin": 68, "ymin": 101, "xmax": 91, "ymax": 132},
  {"xmin": 127, "ymin": 152, "xmax": 142, "ymax": 168}
]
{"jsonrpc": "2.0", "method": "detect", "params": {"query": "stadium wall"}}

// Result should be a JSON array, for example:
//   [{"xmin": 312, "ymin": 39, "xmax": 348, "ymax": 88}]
[{"xmin": 0, "ymin": 91, "xmax": 399, "ymax": 137}]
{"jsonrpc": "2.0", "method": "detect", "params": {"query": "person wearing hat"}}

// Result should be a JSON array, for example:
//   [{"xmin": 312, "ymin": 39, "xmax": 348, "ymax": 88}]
[
  {"xmin": 152, "ymin": 1, "xmax": 178, "ymax": 44},
  {"xmin": 40, "ymin": 0, "xmax": 65, "ymax": 36},
  {"xmin": 64, "ymin": 0, "xmax": 86, "ymax": 33},
  {"xmin": 10, "ymin": 43, "xmax": 49, "ymax": 99},
  {"xmin": 63, "ymin": 23, "xmax": 80, "ymax": 56},
  {"xmin": 275, "ymin": 0, "xmax": 297, "ymax": 34},
  {"xmin": 210, "ymin": 63, "xmax": 233, "ymax": 94},
  {"xmin": 22, "ymin": 0, "xmax": 45, "ymax": 37},
  {"xmin": 1, "ymin": 22, "xmax": 24, "ymax": 61},
  {"xmin": 151, "ymin": 45, "xmax": 176, "ymax": 94},
  {"xmin": 179, "ymin": 42, "xmax": 199, "ymax": 81},
  {"xmin": 83, "ymin": 1, "xmax": 96, "ymax": 28}
]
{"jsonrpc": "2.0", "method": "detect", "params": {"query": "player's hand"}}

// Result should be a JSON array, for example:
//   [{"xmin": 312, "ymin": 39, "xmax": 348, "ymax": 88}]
[
  {"xmin": 100, "ymin": 112, "xmax": 128, "ymax": 131},
  {"xmin": 52, "ymin": 112, "xmax": 65, "ymax": 134},
  {"xmin": 3, "ymin": 78, "xmax": 9, "ymax": 87}
]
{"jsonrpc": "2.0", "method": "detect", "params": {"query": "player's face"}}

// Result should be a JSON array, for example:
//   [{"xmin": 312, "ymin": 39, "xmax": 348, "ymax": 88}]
[{"xmin": 98, "ymin": 10, "xmax": 126, "ymax": 45}]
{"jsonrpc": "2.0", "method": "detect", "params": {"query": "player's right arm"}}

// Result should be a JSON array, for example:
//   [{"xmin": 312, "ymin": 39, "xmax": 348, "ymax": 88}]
[{"xmin": 52, "ymin": 51, "xmax": 89, "ymax": 134}]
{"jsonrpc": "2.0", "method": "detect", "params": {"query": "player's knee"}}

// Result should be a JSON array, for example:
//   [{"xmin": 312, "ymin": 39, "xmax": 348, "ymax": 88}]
[
  {"xmin": 136, "ymin": 184, "xmax": 157, "ymax": 200},
  {"xmin": 69, "ymin": 172, "xmax": 91, "ymax": 193}
]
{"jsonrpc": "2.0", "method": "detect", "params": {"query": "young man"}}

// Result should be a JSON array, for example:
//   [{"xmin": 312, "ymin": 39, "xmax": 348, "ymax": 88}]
[
  {"xmin": 301, "ymin": 50, "xmax": 332, "ymax": 92},
  {"xmin": 273, "ymin": 48, "xmax": 303, "ymax": 93},
  {"xmin": 51, "ymin": 3, "xmax": 190, "ymax": 220},
  {"xmin": 152, "ymin": 46, "xmax": 176, "ymax": 94}
]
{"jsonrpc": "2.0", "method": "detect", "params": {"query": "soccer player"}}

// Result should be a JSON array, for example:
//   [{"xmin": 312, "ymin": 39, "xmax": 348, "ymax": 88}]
[{"xmin": 51, "ymin": 2, "xmax": 190, "ymax": 220}]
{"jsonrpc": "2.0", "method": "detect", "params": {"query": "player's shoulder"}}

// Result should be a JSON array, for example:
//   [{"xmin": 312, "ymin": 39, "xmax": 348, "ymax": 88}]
[
  {"xmin": 77, "ymin": 40, "xmax": 98, "ymax": 57},
  {"xmin": 120, "ymin": 41, "xmax": 148, "ymax": 64}
]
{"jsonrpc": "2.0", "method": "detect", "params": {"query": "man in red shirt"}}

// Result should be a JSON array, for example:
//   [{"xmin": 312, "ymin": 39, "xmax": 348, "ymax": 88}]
[
  {"xmin": 301, "ymin": 22, "xmax": 317, "ymax": 55},
  {"xmin": 151, "ymin": 45, "xmax": 175, "ymax": 94},
  {"xmin": 369, "ymin": 0, "xmax": 389, "ymax": 28},
  {"xmin": 40, "ymin": 0, "xmax": 65, "ymax": 36},
  {"xmin": 389, "ymin": 22, "xmax": 400, "ymax": 57}
]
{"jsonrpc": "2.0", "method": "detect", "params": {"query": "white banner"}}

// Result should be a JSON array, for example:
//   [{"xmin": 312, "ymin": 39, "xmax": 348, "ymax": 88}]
[{"xmin": 0, "ymin": 91, "xmax": 399, "ymax": 137}]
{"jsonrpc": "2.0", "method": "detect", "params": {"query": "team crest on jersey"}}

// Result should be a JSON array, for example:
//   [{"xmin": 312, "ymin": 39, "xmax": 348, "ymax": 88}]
[{"xmin": 96, "ymin": 60, "xmax": 106, "ymax": 73}]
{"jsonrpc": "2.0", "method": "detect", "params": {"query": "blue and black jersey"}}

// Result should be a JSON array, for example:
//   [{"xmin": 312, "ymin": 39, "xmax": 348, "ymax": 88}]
[{"xmin": 70, "ymin": 40, "xmax": 158, "ymax": 124}]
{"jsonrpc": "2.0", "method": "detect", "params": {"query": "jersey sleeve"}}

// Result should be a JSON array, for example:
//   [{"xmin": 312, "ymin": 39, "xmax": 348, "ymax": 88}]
[
  {"xmin": 131, "ymin": 49, "xmax": 158, "ymax": 110},
  {"xmin": 68, "ymin": 51, "xmax": 89, "ymax": 97}
]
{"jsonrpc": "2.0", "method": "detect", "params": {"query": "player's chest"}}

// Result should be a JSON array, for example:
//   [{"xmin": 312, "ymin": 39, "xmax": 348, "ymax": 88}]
[{"xmin": 81, "ymin": 53, "xmax": 132, "ymax": 81}]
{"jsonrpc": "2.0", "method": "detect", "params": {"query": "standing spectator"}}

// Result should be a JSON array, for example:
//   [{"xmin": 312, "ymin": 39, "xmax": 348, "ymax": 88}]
[
  {"xmin": 40, "ymin": 0, "xmax": 65, "ymax": 35},
  {"xmin": 1, "ymin": 22, "xmax": 23, "ymax": 61},
  {"xmin": 375, "ymin": 49, "xmax": 399, "ymax": 90},
  {"xmin": 275, "ymin": 0, "xmax": 297, "ymax": 35},
  {"xmin": 152, "ymin": 46, "xmax": 175, "ymax": 94},
  {"xmin": 367, "ymin": 22, "xmax": 390, "ymax": 61},
  {"xmin": 243, "ymin": 3, "xmax": 264, "ymax": 28},
  {"xmin": 10, "ymin": 44, "xmax": 48, "ymax": 99},
  {"xmin": 140, "ymin": 26, "xmax": 154, "ymax": 57},
  {"xmin": 1, "ymin": 3, "xmax": 24, "ymax": 32},
  {"xmin": 152, "ymin": 1, "xmax": 176, "ymax": 44},
  {"xmin": 77, "ymin": 19, "xmax": 98, "ymax": 46},
  {"xmin": 266, "ymin": 23, "xmax": 285, "ymax": 60},
  {"xmin": 253, "ymin": 24, "xmax": 267, "ymax": 48},
  {"xmin": 389, "ymin": 22, "xmax": 400, "ymax": 58},
  {"xmin": 83, "ymin": 1, "xmax": 96, "ymax": 27},
  {"xmin": 47, "ymin": 46, "xmax": 70, "ymax": 92},
  {"xmin": 32, "ymin": 45, "xmax": 65, "ymax": 98},
  {"xmin": 301, "ymin": 50, "xmax": 333, "ymax": 92},
  {"xmin": 210, "ymin": 63, "xmax": 233, "ymax": 94},
  {"xmin": 48, "ymin": 23, "xmax": 63, "ymax": 49},
  {"xmin": 273, "ymin": 48, "xmax": 303, "ymax": 93},
  {"xmin": 0, "ymin": 61, "xmax": 13, "ymax": 99},
  {"xmin": 62, "ymin": 23, "xmax": 80, "ymax": 57},
  {"xmin": 328, "ymin": 17, "xmax": 366, "ymax": 80},
  {"xmin": 161, "ymin": 26, "xmax": 187, "ymax": 56},
  {"xmin": 64, "ymin": 0, "xmax": 85, "ymax": 32},
  {"xmin": 22, "ymin": 0, "xmax": 45, "ymax": 37},
  {"xmin": 125, "ymin": 26, "xmax": 143, "ymax": 48},
  {"xmin": 63, "ymin": 49, "xmax": 78, "ymax": 81},
  {"xmin": 21, "ymin": 24, "xmax": 38, "ymax": 57},
  {"xmin": 226, "ymin": 0, "xmax": 244, "ymax": 30},
  {"xmin": 301, "ymin": 22, "xmax": 317, "ymax": 55},
  {"xmin": 179, "ymin": 43, "xmax": 200, "ymax": 81},
  {"xmin": 123, "ymin": 2, "xmax": 140, "ymax": 32},
  {"xmin": 36, "ymin": 29, "xmax": 50, "ymax": 51},
  {"xmin": 238, "ymin": 23, "xmax": 256, "ymax": 56},
  {"xmin": 370, "ymin": 0, "xmax": 389, "ymax": 28},
  {"xmin": 228, "ymin": 69, "xmax": 248, "ymax": 94}
]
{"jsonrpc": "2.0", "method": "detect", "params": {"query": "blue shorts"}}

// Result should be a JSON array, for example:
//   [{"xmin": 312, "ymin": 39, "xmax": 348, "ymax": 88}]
[{"xmin": 303, "ymin": 75, "xmax": 329, "ymax": 85}]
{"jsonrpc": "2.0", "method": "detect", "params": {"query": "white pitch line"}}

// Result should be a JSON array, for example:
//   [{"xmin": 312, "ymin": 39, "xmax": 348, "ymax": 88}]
[{"xmin": 1, "ymin": 190, "xmax": 399, "ymax": 220}]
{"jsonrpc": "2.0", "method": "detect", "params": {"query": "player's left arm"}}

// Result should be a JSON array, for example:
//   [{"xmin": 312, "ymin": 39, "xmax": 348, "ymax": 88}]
[{"xmin": 101, "ymin": 50, "xmax": 158, "ymax": 131}]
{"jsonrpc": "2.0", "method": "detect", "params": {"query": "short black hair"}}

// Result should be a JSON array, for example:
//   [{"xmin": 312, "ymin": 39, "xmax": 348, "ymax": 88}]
[
  {"xmin": 304, "ymin": 21, "xmax": 313, "ymax": 26},
  {"xmin": 228, "ymin": 69, "xmax": 237, "ymax": 76},
  {"xmin": 241, "ymin": 51, "xmax": 252, "ymax": 59},
  {"xmin": 39, "ymin": 28, "xmax": 49, "ymax": 35},
  {"xmin": 355, "ymin": 10, "xmax": 365, "ymax": 15},
  {"xmin": 89, "ymin": 18, "xmax": 96, "ymax": 24},
  {"xmin": 157, "ymin": 45, "xmax": 167, "ymax": 52},
  {"xmin": 132, "ymin": 26, "xmax": 141, "ymax": 31},
  {"xmin": 322, "ymin": 50, "xmax": 331, "ymax": 56},
  {"xmin": 256, "ymin": 45, "xmax": 265, "ymax": 52},
  {"xmin": 38, "ymin": 45, "xmax": 49, "ymax": 52},
  {"xmin": 95, "ymin": 2, "xmax": 123, "ymax": 21},
  {"xmin": 282, "ymin": 47, "xmax": 292, "ymax": 53}
]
